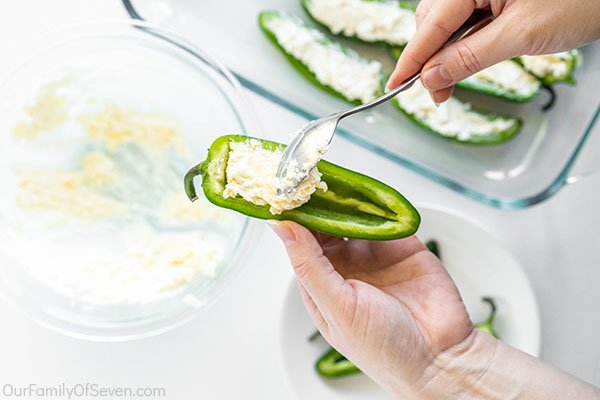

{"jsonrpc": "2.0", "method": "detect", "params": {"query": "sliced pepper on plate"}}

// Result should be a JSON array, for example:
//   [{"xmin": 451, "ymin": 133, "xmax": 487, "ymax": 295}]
[
  {"xmin": 184, "ymin": 135, "xmax": 420, "ymax": 240},
  {"xmin": 316, "ymin": 347, "xmax": 361, "ymax": 378}
]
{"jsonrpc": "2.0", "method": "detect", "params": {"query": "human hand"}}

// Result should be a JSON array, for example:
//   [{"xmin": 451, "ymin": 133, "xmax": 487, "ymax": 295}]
[
  {"xmin": 270, "ymin": 221, "xmax": 474, "ymax": 397},
  {"xmin": 271, "ymin": 221, "xmax": 600, "ymax": 399},
  {"xmin": 387, "ymin": 0, "xmax": 600, "ymax": 104}
]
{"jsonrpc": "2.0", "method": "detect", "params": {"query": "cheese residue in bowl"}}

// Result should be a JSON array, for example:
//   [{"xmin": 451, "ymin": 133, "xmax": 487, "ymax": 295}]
[
  {"xmin": 223, "ymin": 139, "xmax": 327, "ymax": 214},
  {"xmin": 12, "ymin": 77, "xmax": 73, "ymax": 139},
  {"xmin": 28, "ymin": 226, "xmax": 226, "ymax": 305},
  {"xmin": 7, "ymin": 75, "xmax": 235, "ymax": 305},
  {"xmin": 78, "ymin": 105, "xmax": 186, "ymax": 154}
]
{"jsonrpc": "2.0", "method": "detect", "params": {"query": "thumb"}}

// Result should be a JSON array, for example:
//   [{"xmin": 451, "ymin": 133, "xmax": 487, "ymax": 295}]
[
  {"xmin": 420, "ymin": 16, "xmax": 523, "ymax": 94},
  {"xmin": 269, "ymin": 221, "xmax": 348, "ymax": 316}
]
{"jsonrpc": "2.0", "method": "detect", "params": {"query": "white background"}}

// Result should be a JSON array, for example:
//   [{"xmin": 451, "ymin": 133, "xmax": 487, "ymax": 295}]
[{"xmin": 0, "ymin": 1, "xmax": 599, "ymax": 398}]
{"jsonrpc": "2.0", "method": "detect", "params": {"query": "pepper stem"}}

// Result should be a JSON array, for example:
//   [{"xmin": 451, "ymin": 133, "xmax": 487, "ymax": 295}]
[
  {"xmin": 481, "ymin": 297, "xmax": 497, "ymax": 325},
  {"xmin": 474, "ymin": 297, "xmax": 499, "ymax": 338},
  {"xmin": 541, "ymin": 85, "xmax": 557, "ymax": 112},
  {"xmin": 184, "ymin": 161, "xmax": 206, "ymax": 202}
]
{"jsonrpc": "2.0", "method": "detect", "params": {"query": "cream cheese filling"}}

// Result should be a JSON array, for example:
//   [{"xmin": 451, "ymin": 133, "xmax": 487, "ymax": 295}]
[
  {"xmin": 462, "ymin": 60, "xmax": 540, "ymax": 96},
  {"xmin": 265, "ymin": 14, "xmax": 382, "ymax": 104},
  {"xmin": 223, "ymin": 139, "xmax": 327, "ymax": 215},
  {"xmin": 305, "ymin": 0, "xmax": 415, "ymax": 46},
  {"xmin": 520, "ymin": 52, "xmax": 573, "ymax": 79},
  {"xmin": 395, "ymin": 80, "xmax": 516, "ymax": 141}
]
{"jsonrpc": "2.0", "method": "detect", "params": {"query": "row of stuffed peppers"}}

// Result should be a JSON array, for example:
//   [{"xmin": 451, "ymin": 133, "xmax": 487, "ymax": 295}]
[{"xmin": 258, "ymin": 4, "xmax": 581, "ymax": 145}]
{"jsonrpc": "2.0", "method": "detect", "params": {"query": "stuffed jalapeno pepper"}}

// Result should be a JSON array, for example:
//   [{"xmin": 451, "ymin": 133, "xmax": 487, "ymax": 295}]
[
  {"xmin": 184, "ymin": 135, "xmax": 420, "ymax": 240},
  {"xmin": 259, "ymin": 10, "xmax": 384, "ymax": 105},
  {"xmin": 260, "ymin": 10, "xmax": 521, "ymax": 144},
  {"xmin": 518, "ymin": 50, "xmax": 581, "ymax": 85},
  {"xmin": 301, "ymin": 0, "xmax": 416, "ymax": 48},
  {"xmin": 389, "ymin": 47, "xmax": 541, "ymax": 102},
  {"xmin": 300, "ymin": 0, "xmax": 543, "ymax": 101},
  {"xmin": 391, "ymin": 80, "xmax": 522, "ymax": 145}
]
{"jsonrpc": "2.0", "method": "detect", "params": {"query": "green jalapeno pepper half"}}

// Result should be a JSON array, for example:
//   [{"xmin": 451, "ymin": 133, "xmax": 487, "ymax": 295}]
[
  {"xmin": 316, "ymin": 347, "xmax": 361, "ymax": 378},
  {"xmin": 301, "ymin": 0, "xmax": 416, "ymax": 48},
  {"xmin": 258, "ymin": 10, "xmax": 384, "ymax": 106},
  {"xmin": 184, "ymin": 135, "xmax": 420, "ymax": 240}
]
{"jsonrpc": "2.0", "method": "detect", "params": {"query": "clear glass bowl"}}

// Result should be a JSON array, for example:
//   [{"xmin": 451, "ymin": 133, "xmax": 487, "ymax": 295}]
[
  {"xmin": 0, "ymin": 20, "xmax": 261, "ymax": 341},
  {"xmin": 123, "ymin": 0, "xmax": 600, "ymax": 209}
]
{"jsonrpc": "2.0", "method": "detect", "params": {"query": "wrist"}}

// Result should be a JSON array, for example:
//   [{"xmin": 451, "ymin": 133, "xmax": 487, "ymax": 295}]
[
  {"xmin": 413, "ymin": 330, "xmax": 600, "ymax": 400},
  {"xmin": 415, "ymin": 329, "xmax": 500, "ymax": 400}
]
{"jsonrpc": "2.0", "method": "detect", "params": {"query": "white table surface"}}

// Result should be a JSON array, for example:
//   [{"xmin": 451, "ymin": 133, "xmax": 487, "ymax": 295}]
[{"xmin": 1, "ymin": 1, "xmax": 599, "ymax": 398}]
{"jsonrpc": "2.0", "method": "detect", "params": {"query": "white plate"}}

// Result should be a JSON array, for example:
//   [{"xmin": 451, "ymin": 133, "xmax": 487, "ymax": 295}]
[{"xmin": 279, "ymin": 204, "xmax": 541, "ymax": 399}]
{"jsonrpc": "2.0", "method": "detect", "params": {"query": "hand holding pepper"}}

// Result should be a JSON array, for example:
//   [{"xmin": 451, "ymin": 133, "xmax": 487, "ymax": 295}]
[
  {"xmin": 271, "ymin": 220, "xmax": 472, "ymax": 396},
  {"xmin": 271, "ymin": 221, "xmax": 600, "ymax": 399},
  {"xmin": 387, "ymin": 0, "xmax": 600, "ymax": 104}
]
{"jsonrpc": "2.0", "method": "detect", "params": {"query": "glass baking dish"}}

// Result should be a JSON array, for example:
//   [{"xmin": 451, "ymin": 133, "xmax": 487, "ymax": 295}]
[{"xmin": 122, "ymin": 0, "xmax": 600, "ymax": 209}]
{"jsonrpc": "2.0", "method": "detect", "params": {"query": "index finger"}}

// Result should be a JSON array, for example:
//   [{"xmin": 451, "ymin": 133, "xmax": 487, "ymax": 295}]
[
  {"xmin": 387, "ymin": 0, "xmax": 478, "ymax": 89},
  {"xmin": 271, "ymin": 221, "xmax": 349, "ymax": 316}
]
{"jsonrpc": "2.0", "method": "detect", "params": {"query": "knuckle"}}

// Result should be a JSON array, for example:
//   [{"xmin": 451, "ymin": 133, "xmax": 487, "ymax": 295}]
[
  {"xmin": 292, "ymin": 251, "xmax": 327, "ymax": 282},
  {"xmin": 522, "ymin": 22, "xmax": 555, "ymax": 55},
  {"xmin": 415, "ymin": 7, "xmax": 428, "ymax": 23},
  {"xmin": 403, "ymin": 50, "xmax": 428, "ymax": 69},
  {"xmin": 293, "ymin": 257, "xmax": 313, "ymax": 281},
  {"xmin": 452, "ymin": 41, "xmax": 483, "ymax": 76},
  {"xmin": 430, "ymin": 19, "xmax": 454, "ymax": 37}
]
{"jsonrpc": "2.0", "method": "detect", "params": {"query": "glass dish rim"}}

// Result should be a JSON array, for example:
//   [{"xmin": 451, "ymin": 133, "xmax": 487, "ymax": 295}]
[
  {"xmin": 0, "ymin": 17, "xmax": 263, "ymax": 341},
  {"xmin": 121, "ymin": 0, "xmax": 600, "ymax": 210}
]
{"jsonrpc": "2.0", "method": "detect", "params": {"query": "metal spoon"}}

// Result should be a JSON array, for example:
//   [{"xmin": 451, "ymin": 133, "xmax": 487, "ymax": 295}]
[{"xmin": 276, "ymin": 10, "xmax": 494, "ymax": 195}]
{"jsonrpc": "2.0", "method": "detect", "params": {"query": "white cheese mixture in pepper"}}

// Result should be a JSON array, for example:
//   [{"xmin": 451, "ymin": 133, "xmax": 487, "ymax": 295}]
[
  {"xmin": 305, "ymin": 0, "xmax": 415, "ymax": 46},
  {"xmin": 463, "ymin": 60, "xmax": 540, "ymax": 97},
  {"xmin": 520, "ymin": 51, "xmax": 575, "ymax": 80},
  {"xmin": 223, "ymin": 139, "xmax": 327, "ymax": 214},
  {"xmin": 265, "ymin": 14, "xmax": 382, "ymax": 104},
  {"xmin": 395, "ymin": 80, "xmax": 516, "ymax": 141}
]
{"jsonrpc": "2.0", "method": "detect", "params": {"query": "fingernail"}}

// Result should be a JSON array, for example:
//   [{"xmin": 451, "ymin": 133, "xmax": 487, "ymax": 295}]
[
  {"xmin": 422, "ymin": 65, "xmax": 452, "ymax": 91},
  {"xmin": 429, "ymin": 91, "xmax": 441, "ymax": 107},
  {"xmin": 267, "ymin": 220, "xmax": 296, "ymax": 245}
]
